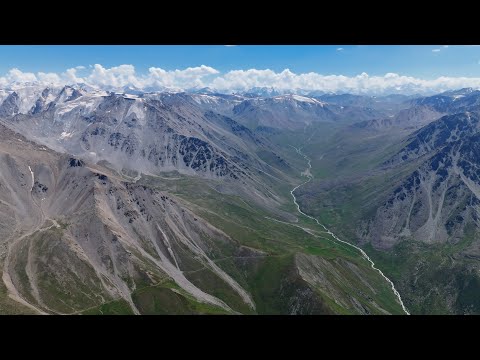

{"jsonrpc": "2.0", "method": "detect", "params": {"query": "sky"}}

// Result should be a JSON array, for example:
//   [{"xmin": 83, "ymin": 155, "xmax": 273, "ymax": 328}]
[{"xmin": 1, "ymin": 45, "xmax": 480, "ymax": 94}]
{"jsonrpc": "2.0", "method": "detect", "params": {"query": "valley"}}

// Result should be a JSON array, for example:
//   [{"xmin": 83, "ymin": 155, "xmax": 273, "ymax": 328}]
[
  {"xmin": 288, "ymin": 145, "xmax": 409, "ymax": 314},
  {"xmin": 292, "ymin": 90, "xmax": 480, "ymax": 314},
  {"xmin": 0, "ymin": 81, "xmax": 479, "ymax": 314}
]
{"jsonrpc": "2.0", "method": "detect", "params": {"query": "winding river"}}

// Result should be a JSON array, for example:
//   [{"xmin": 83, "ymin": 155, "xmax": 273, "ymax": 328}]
[{"xmin": 290, "ymin": 146, "xmax": 410, "ymax": 315}]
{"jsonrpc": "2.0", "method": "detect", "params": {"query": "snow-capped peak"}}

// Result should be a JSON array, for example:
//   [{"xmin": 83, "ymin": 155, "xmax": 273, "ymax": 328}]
[{"xmin": 271, "ymin": 94, "xmax": 326, "ymax": 106}]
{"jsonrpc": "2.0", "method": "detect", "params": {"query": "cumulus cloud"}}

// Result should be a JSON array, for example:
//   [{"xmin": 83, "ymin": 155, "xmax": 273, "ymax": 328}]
[
  {"xmin": 2, "ymin": 64, "xmax": 480, "ymax": 95},
  {"xmin": 211, "ymin": 69, "xmax": 480, "ymax": 94},
  {"xmin": 86, "ymin": 64, "xmax": 142, "ymax": 88},
  {"xmin": 432, "ymin": 49, "xmax": 441, "ymax": 52},
  {"xmin": 147, "ymin": 65, "xmax": 219, "ymax": 89},
  {"xmin": 63, "ymin": 67, "xmax": 85, "ymax": 83},
  {"xmin": 336, "ymin": 48, "xmax": 344, "ymax": 51},
  {"xmin": 6, "ymin": 68, "xmax": 37, "ymax": 83},
  {"xmin": 37, "ymin": 72, "xmax": 62, "ymax": 85}
]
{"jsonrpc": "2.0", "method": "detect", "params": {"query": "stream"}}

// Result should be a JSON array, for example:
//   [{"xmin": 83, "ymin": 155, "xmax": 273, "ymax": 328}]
[{"xmin": 290, "ymin": 146, "xmax": 410, "ymax": 315}]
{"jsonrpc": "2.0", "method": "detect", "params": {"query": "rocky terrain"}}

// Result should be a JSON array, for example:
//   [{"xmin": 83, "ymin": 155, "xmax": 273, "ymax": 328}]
[
  {"xmin": 5, "ymin": 83, "xmax": 480, "ymax": 314},
  {"xmin": 292, "ymin": 89, "xmax": 480, "ymax": 314},
  {"xmin": 0, "ymin": 85, "xmax": 408, "ymax": 315},
  {"xmin": 368, "ymin": 111, "xmax": 480, "ymax": 248}
]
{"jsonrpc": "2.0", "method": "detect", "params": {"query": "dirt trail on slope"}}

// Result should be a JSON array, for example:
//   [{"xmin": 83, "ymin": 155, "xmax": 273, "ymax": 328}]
[{"xmin": 2, "ymin": 165, "xmax": 48, "ymax": 314}]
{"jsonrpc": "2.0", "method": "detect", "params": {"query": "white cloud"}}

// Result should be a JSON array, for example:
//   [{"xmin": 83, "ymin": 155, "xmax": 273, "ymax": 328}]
[
  {"xmin": 2, "ymin": 64, "xmax": 480, "ymax": 95},
  {"xmin": 147, "ymin": 65, "xmax": 219, "ymax": 89},
  {"xmin": 443, "ymin": 45, "xmax": 449, "ymax": 48},
  {"xmin": 336, "ymin": 48, "xmax": 344, "ymax": 51},
  {"xmin": 63, "ymin": 67, "xmax": 85, "ymax": 83},
  {"xmin": 225, "ymin": 45, "xmax": 237, "ymax": 47},
  {"xmin": 209, "ymin": 69, "xmax": 480, "ymax": 95},
  {"xmin": 37, "ymin": 72, "xmax": 62, "ymax": 85},
  {"xmin": 6, "ymin": 68, "xmax": 37, "ymax": 83},
  {"xmin": 86, "ymin": 64, "xmax": 140, "ymax": 88},
  {"xmin": 432, "ymin": 49, "xmax": 441, "ymax": 52}
]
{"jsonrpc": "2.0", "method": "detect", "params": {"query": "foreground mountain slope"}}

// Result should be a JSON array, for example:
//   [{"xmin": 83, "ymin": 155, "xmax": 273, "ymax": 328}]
[
  {"xmin": 0, "ymin": 124, "xmax": 257, "ymax": 314},
  {"xmin": 0, "ymin": 108, "xmax": 405, "ymax": 314}
]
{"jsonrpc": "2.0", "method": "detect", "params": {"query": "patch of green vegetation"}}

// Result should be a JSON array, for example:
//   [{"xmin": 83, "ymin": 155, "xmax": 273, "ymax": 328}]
[
  {"xmin": 81, "ymin": 299, "xmax": 135, "ymax": 315},
  {"xmin": 81, "ymin": 278, "xmax": 231, "ymax": 315},
  {"xmin": 364, "ymin": 227, "xmax": 480, "ymax": 315},
  {"xmin": 131, "ymin": 128, "xmax": 410, "ymax": 315},
  {"xmin": 288, "ymin": 127, "xmax": 480, "ymax": 314},
  {"xmin": 242, "ymin": 254, "xmax": 295, "ymax": 314},
  {"xmin": 441, "ymin": 224, "xmax": 476, "ymax": 256},
  {"xmin": 11, "ymin": 238, "xmax": 37, "ymax": 307},
  {"xmin": 184, "ymin": 266, "xmax": 254, "ymax": 314},
  {"xmin": 256, "ymin": 149, "xmax": 294, "ymax": 174},
  {"xmin": 29, "ymin": 228, "xmax": 108, "ymax": 314},
  {"xmin": 300, "ymin": 124, "xmax": 408, "ymax": 180},
  {"xmin": 0, "ymin": 268, "xmax": 37, "ymax": 315},
  {"xmin": 455, "ymin": 273, "xmax": 480, "ymax": 313},
  {"xmin": 138, "ymin": 170, "xmax": 406, "ymax": 314},
  {"xmin": 313, "ymin": 253, "xmax": 404, "ymax": 314},
  {"xmin": 304, "ymin": 244, "xmax": 352, "ymax": 259},
  {"xmin": 132, "ymin": 280, "xmax": 230, "ymax": 315}
]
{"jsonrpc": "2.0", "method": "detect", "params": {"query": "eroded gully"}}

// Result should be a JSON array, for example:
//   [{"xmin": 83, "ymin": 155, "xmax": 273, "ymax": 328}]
[{"xmin": 290, "ymin": 146, "xmax": 410, "ymax": 315}]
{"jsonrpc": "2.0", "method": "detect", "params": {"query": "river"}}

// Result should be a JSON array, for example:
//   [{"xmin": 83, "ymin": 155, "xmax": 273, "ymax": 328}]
[{"xmin": 290, "ymin": 146, "xmax": 410, "ymax": 315}]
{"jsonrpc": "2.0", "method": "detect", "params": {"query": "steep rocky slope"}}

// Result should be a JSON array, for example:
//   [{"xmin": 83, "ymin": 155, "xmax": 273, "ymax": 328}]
[
  {"xmin": 294, "ymin": 108, "xmax": 480, "ymax": 314},
  {"xmin": 0, "ymin": 87, "xmax": 307, "ymax": 211},
  {"xmin": 0, "ymin": 93, "xmax": 406, "ymax": 315},
  {"xmin": 0, "ymin": 124, "xmax": 260, "ymax": 314},
  {"xmin": 369, "ymin": 112, "xmax": 480, "ymax": 248}
]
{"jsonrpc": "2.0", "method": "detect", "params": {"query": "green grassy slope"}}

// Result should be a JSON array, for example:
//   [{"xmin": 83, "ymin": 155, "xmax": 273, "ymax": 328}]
[
  {"xmin": 287, "ymin": 123, "xmax": 480, "ymax": 314},
  {"xmin": 135, "ymin": 170, "xmax": 405, "ymax": 314}
]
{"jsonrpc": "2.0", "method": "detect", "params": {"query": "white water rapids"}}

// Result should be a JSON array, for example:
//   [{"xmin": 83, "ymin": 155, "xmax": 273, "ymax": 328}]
[{"xmin": 290, "ymin": 146, "xmax": 410, "ymax": 315}]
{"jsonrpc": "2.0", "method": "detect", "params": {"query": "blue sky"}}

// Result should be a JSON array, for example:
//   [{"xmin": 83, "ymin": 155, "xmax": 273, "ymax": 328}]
[{"xmin": 0, "ymin": 45, "xmax": 479, "ymax": 78}]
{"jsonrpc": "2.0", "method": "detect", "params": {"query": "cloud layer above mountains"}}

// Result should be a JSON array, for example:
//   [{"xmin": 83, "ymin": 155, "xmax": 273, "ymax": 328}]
[{"xmin": 1, "ymin": 64, "xmax": 480, "ymax": 95}]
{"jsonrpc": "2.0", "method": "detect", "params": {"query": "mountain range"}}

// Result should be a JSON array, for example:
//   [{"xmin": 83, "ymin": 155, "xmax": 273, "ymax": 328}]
[{"xmin": 1, "ymin": 84, "xmax": 480, "ymax": 314}]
